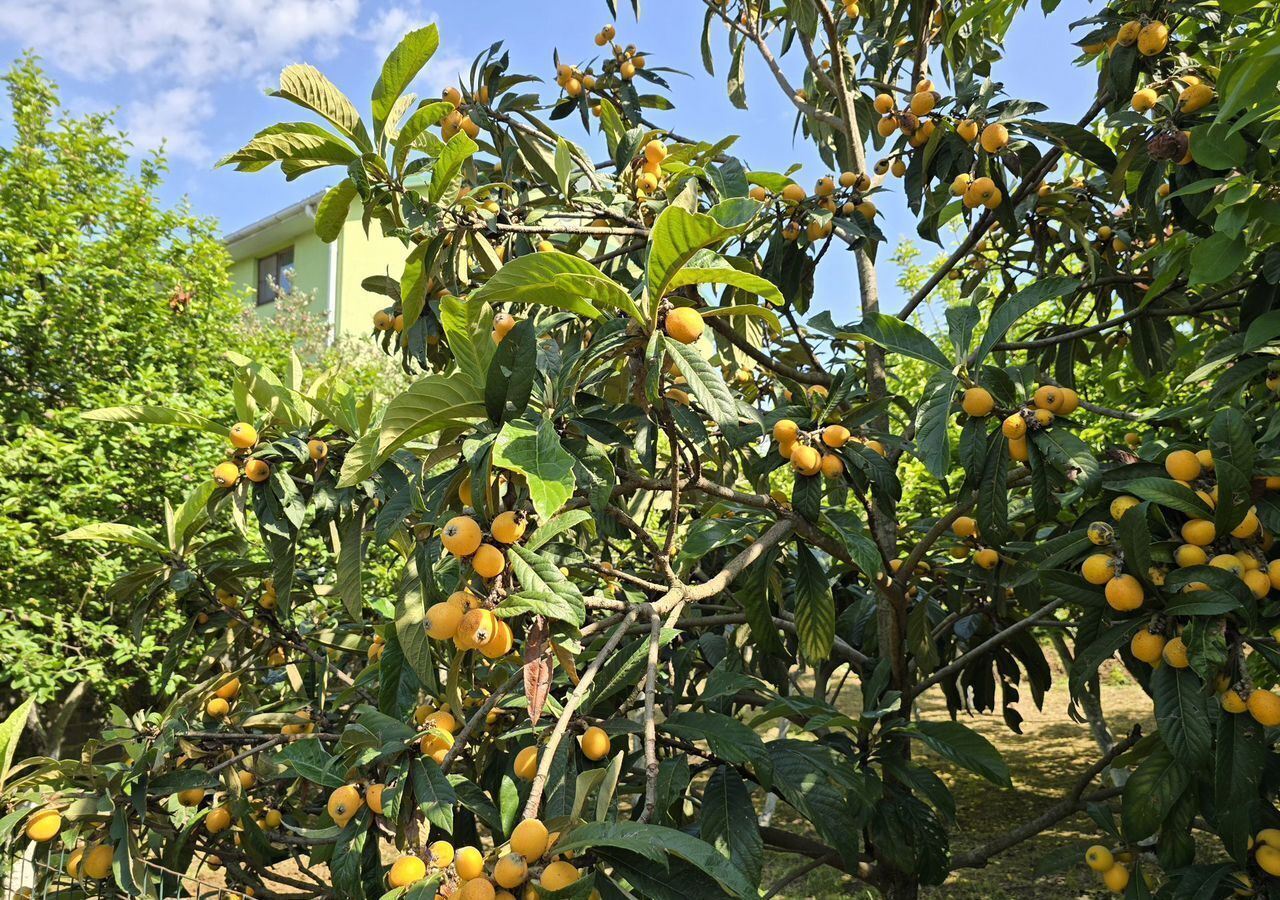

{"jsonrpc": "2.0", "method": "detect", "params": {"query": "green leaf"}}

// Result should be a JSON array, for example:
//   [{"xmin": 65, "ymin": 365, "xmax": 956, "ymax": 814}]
[
  {"xmin": 396, "ymin": 558, "xmax": 436, "ymax": 691},
  {"xmin": 700, "ymin": 304, "xmax": 782, "ymax": 333},
  {"xmin": 699, "ymin": 766, "xmax": 763, "ymax": 883},
  {"xmin": 646, "ymin": 202, "xmax": 761, "ymax": 308},
  {"xmin": 1122, "ymin": 741, "xmax": 1189, "ymax": 841},
  {"xmin": 393, "ymin": 101, "xmax": 454, "ymax": 175},
  {"xmin": 277, "ymin": 739, "xmax": 347, "ymax": 788},
  {"xmin": 1190, "ymin": 122, "xmax": 1247, "ymax": 170},
  {"xmin": 0, "ymin": 698, "xmax": 34, "ymax": 792},
  {"xmin": 332, "ymin": 509, "xmax": 365, "ymax": 621},
  {"xmin": 440, "ymin": 293, "xmax": 495, "ymax": 385},
  {"xmin": 216, "ymin": 122, "xmax": 357, "ymax": 172},
  {"xmin": 1150, "ymin": 665, "xmax": 1210, "ymax": 768},
  {"xmin": 665, "ymin": 251, "xmax": 784, "ymax": 307},
  {"xmin": 58, "ymin": 523, "xmax": 168, "ymax": 555},
  {"xmin": 378, "ymin": 373, "xmax": 487, "ymax": 457},
  {"xmin": 495, "ymin": 590, "xmax": 583, "ymax": 626},
  {"xmin": 914, "ymin": 372, "xmax": 958, "ymax": 478},
  {"xmin": 526, "ymin": 509, "xmax": 594, "ymax": 551},
  {"xmin": 664, "ymin": 337, "xmax": 739, "ymax": 431},
  {"xmin": 909, "ymin": 720, "xmax": 1012, "ymax": 788},
  {"xmin": 314, "ymin": 178, "xmax": 357, "ymax": 242},
  {"xmin": 412, "ymin": 759, "xmax": 456, "ymax": 833},
  {"xmin": 1107, "ymin": 477, "xmax": 1213, "ymax": 518},
  {"xmin": 970, "ymin": 276, "xmax": 1080, "ymax": 367},
  {"xmin": 372, "ymin": 25, "xmax": 440, "ymax": 135},
  {"xmin": 172, "ymin": 481, "xmax": 216, "ymax": 547},
  {"xmin": 1216, "ymin": 711, "xmax": 1265, "ymax": 860},
  {"xmin": 507, "ymin": 545, "xmax": 586, "ymax": 627},
  {"xmin": 1021, "ymin": 120, "xmax": 1117, "ymax": 171},
  {"xmin": 485, "ymin": 319, "xmax": 537, "ymax": 423},
  {"xmin": 399, "ymin": 240, "xmax": 433, "ymax": 331},
  {"xmin": 430, "ymin": 131, "xmax": 479, "ymax": 203},
  {"xmin": 1189, "ymin": 233, "xmax": 1246, "ymax": 286},
  {"xmin": 1070, "ymin": 619, "xmax": 1145, "ymax": 694},
  {"xmin": 661, "ymin": 712, "xmax": 772, "ymax": 785},
  {"xmin": 1033, "ymin": 427, "xmax": 1100, "ymax": 493},
  {"xmin": 272, "ymin": 64, "xmax": 368, "ymax": 149},
  {"xmin": 843, "ymin": 314, "xmax": 951, "ymax": 369},
  {"xmin": 469, "ymin": 250, "xmax": 636, "ymax": 321},
  {"xmin": 554, "ymin": 137, "xmax": 573, "ymax": 198},
  {"xmin": 793, "ymin": 542, "xmax": 834, "ymax": 661},
  {"xmin": 82, "ymin": 405, "xmax": 226, "ymax": 435},
  {"xmin": 492, "ymin": 418, "xmax": 576, "ymax": 520},
  {"xmin": 553, "ymin": 822, "xmax": 758, "ymax": 899}
]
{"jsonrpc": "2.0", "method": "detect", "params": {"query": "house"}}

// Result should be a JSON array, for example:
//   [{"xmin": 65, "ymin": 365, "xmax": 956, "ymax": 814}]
[{"xmin": 224, "ymin": 190, "xmax": 407, "ymax": 339}]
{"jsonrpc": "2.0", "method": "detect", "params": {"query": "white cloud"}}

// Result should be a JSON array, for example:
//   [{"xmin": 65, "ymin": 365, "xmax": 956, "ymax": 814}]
[
  {"xmin": 122, "ymin": 86, "xmax": 214, "ymax": 164},
  {"xmin": 0, "ymin": 0, "xmax": 473, "ymax": 166},
  {"xmin": 0, "ymin": 0, "xmax": 363, "ymax": 160}
]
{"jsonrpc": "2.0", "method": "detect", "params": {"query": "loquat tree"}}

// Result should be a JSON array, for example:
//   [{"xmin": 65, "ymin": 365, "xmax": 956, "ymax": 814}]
[{"xmin": 3, "ymin": 1, "xmax": 1280, "ymax": 898}]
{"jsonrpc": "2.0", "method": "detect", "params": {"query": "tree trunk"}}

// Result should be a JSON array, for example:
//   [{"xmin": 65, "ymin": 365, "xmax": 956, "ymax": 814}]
[{"xmin": 1050, "ymin": 633, "xmax": 1115, "ymax": 755}]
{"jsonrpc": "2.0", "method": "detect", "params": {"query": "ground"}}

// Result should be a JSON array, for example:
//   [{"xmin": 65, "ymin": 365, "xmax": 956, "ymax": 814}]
[{"xmin": 762, "ymin": 655, "xmax": 1158, "ymax": 899}]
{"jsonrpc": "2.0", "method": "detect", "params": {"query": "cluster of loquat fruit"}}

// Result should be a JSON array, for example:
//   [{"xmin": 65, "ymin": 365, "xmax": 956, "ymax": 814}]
[
  {"xmin": 771, "ymin": 416, "xmax": 878, "ymax": 481},
  {"xmin": 958, "ymin": 382, "xmax": 1081, "ymax": 462},
  {"xmin": 381, "ymin": 814, "xmax": 598, "ymax": 899},
  {"xmin": 1082, "ymin": 442, "xmax": 1280, "ymax": 728},
  {"xmin": 211, "ymin": 422, "xmax": 328, "ymax": 490},
  {"xmin": 750, "ymin": 169, "xmax": 877, "ymax": 243},
  {"xmin": 873, "ymin": 76, "xmax": 1011, "ymax": 211}
]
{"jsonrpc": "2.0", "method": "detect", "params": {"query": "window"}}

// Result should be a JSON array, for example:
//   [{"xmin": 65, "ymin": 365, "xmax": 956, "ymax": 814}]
[{"xmin": 256, "ymin": 247, "xmax": 294, "ymax": 305}]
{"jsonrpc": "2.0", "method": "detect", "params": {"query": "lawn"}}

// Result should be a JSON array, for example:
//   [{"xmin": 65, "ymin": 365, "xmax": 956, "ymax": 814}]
[{"xmin": 762, "ymin": 656, "xmax": 1160, "ymax": 899}]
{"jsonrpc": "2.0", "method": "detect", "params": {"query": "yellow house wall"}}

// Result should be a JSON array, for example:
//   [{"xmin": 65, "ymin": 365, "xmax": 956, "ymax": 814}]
[{"xmin": 335, "ymin": 213, "xmax": 409, "ymax": 336}]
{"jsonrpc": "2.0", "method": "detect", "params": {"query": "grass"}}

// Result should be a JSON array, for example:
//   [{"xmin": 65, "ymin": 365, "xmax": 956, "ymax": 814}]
[{"xmin": 760, "ymin": 656, "xmax": 1157, "ymax": 899}]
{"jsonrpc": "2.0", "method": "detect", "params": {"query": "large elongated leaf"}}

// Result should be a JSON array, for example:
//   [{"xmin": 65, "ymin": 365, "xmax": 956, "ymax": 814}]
[
  {"xmin": 272, "ymin": 64, "xmax": 368, "ymax": 149},
  {"xmin": 1021, "ymin": 120, "xmax": 1117, "ymax": 171},
  {"xmin": 0, "ymin": 698, "xmax": 34, "ymax": 791},
  {"xmin": 664, "ymin": 337, "xmax": 738, "ymax": 431},
  {"xmin": 665, "ymin": 250, "xmax": 784, "ymax": 307},
  {"xmin": 909, "ymin": 720, "xmax": 1012, "ymax": 788},
  {"xmin": 469, "ymin": 251, "xmax": 635, "ymax": 321},
  {"xmin": 440, "ymin": 293, "xmax": 495, "ymax": 385},
  {"xmin": 217, "ymin": 122, "xmax": 357, "ymax": 172},
  {"xmin": 914, "ymin": 371, "xmax": 958, "ymax": 478},
  {"xmin": 377, "ymin": 373, "xmax": 487, "ymax": 457},
  {"xmin": 793, "ymin": 542, "xmax": 834, "ymax": 661},
  {"xmin": 485, "ymin": 319, "xmax": 537, "ymax": 423},
  {"xmin": 506, "ymin": 547, "xmax": 586, "ymax": 627},
  {"xmin": 843, "ymin": 314, "xmax": 951, "ymax": 369},
  {"xmin": 315, "ymin": 179, "xmax": 357, "ymax": 242},
  {"xmin": 646, "ymin": 201, "xmax": 761, "ymax": 308},
  {"xmin": 661, "ymin": 712, "xmax": 771, "ymax": 784},
  {"xmin": 492, "ymin": 419, "xmax": 576, "ymax": 520},
  {"xmin": 393, "ymin": 101, "xmax": 455, "ymax": 175},
  {"xmin": 1151, "ymin": 665, "xmax": 1210, "ymax": 768},
  {"xmin": 372, "ymin": 25, "xmax": 439, "ymax": 134},
  {"xmin": 59, "ymin": 523, "xmax": 168, "ymax": 555},
  {"xmin": 970, "ymin": 276, "xmax": 1080, "ymax": 367},
  {"xmin": 553, "ymin": 822, "xmax": 757, "ymax": 898},
  {"xmin": 332, "ymin": 509, "xmax": 365, "ymax": 621},
  {"xmin": 1215, "ymin": 711, "xmax": 1265, "ymax": 860},
  {"xmin": 82, "ymin": 405, "xmax": 226, "ymax": 435},
  {"xmin": 699, "ymin": 766, "xmax": 763, "ymax": 884},
  {"xmin": 429, "ymin": 131, "xmax": 479, "ymax": 203},
  {"xmin": 1122, "ymin": 741, "xmax": 1189, "ymax": 841}
]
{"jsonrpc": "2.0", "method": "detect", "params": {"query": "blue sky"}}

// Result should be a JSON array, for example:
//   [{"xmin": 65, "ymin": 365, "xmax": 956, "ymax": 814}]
[{"xmin": 0, "ymin": 1, "xmax": 1096, "ymax": 319}]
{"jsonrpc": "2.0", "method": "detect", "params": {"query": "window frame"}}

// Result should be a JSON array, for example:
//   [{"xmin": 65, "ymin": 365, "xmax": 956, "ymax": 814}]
[{"xmin": 255, "ymin": 246, "xmax": 295, "ymax": 306}]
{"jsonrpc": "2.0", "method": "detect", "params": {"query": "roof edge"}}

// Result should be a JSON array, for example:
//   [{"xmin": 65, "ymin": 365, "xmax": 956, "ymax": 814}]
[{"xmin": 222, "ymin": 189, "xmax": 328, "ymax": 248}]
